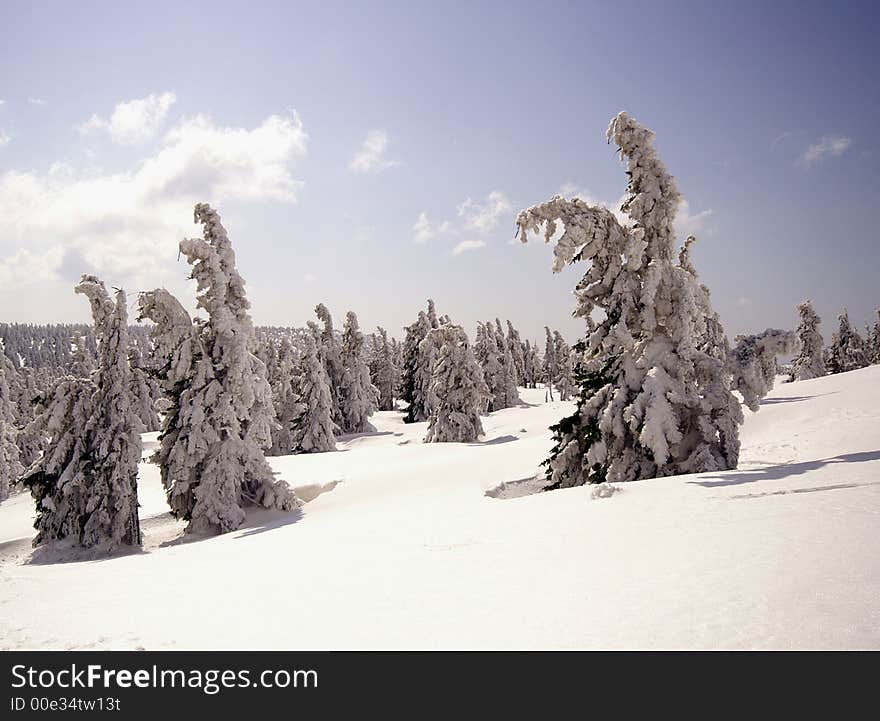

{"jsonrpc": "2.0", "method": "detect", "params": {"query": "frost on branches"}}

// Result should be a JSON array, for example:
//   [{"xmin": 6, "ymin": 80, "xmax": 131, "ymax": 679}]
[
  {"xmin": 339, "ymin": 311, "xmax": 379, "ymax": 433},
  {"xmin": 140, "ymin": 205, "xmax": 299, "ymax": 534},
  {"xmin": 791, "ymin": 300, "xmax": 826, "ymax": 381},
  {"xmin": 21, "ymin": 275, "xmax": 141, "ymax": 548},
  {"xmin": 516, "ymin": 112, "xmax": 792, "ymax": 488},
  {"xmin": 828, "ymin": 308, "xmax": 869, "ymax": 374},
  {"xmin": 425, "ymin": 324, "xmax": 488, "ymax": 443}
]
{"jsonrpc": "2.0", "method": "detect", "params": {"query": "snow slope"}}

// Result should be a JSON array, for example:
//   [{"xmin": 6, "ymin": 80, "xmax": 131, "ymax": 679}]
[{"xmin": 1, "ymin": 368, "xmax": 878, "ymax": 649}]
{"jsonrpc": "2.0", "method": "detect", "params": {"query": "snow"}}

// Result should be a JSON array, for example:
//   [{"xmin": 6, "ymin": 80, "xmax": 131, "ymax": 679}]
[{"xmin": 1, "ymin": 368, "xmax": 879, "ymax": 649}]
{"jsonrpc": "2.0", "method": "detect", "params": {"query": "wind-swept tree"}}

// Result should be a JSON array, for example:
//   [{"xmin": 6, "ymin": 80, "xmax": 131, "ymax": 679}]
[
  {"xmin": 22, "ymin": 276, "xmax": 141, "ymax": 547},
  {"xmin": 517, "ymin": 112, "xmax": 790, "ymax": 488},
  {"xmin": 314, "ymin": 303, "xmax": 345, "ymax": 429},
  {"xmin": 139, "ymin": 205, "xmax": 298, "ymax": 534}
]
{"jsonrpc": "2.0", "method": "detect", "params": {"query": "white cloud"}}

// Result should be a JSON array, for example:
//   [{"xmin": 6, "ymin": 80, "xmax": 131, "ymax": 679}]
[
  {"xmin": 457, "ymin": 191, "xmax": 511, "ymax": 235},
  {"xmin": 0, "ymin": 130, "xmax": 9, "ymax": 148},
  {"xmin": 452, "ymin": 239, "xmax": 486, "ymax": 255},
  {"xmin": 27, "ymin": 98, "xmax": 47, "ymax": 106},
  {"xmin": 0, "ymin": 100, "xmax": 5, "ymax": 106},
  {"xmin": 304, "ymin": 273, "xmax": 317, "ymax": 283},
  {"xmin": 79, "ymin": 91, "xmax": 177, "ymax": 145},
  {"xmin": 349, "ymin": 130, "xmax": 400, "ymax": 174},
  {"xmin": 674, "ymin": 198, "xmax": 713, "ymax": 239},
  {"xmin": 735, "ymin": 297, "xmax": 752, "ymax": 307},
  {"xmin": 557, "ymin": 183, "xmax": 630, "ymax": 227},
  {"xmin": 0, "ymin": 109, "xmax": 308, "ymax": 290},
  {"xmin": 412, "ymin": 213, "xmax": 451, "ymax": 244},
  {"xmin": 799, "ymin": 135, "xmax": 852, "ymax": 166},
  {"xmin": 412, "ymin": 212, "xmax": 434, "ymax": 244}
]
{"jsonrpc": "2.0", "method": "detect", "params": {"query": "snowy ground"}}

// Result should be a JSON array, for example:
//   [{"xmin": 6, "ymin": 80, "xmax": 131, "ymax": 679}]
[{"xmin": 1, "ymin": 367, "xmax": 879, "ymax": 649}]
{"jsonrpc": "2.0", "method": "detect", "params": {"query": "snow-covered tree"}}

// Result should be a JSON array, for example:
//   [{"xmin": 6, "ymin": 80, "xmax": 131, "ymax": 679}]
[
  {"xmin": 827, "ymin": 308, "xmax": 869, "ymax": 374},
  {"xmin": 267, "ymin": 337, "xmax": 299, "ymax": 456},
  {"xmin": 866, "ymin": 309, "xmax": 880, "ymax": 365},
  {"xmin": 790, "ymin": 300, "xmax": 826, "ymax": 381},
  {"xmin": 402, "ymin": 305, "xmax": 436, "ymax": 423},
  {"xmin": 542, "ymin": 327, "xmax": 558, "ymax": 400},
  {"xmin": 21, "ymin": 276, "xmax": 141, "ymax": 548},
  {"xmin": 339, "ymin": 311, "xmax": 379, "ymax": 433},
  {"xmin": 517, "ymin": 112, "xmax": 789, "ymax": 488},
  {"xmin": 0, "ymin": 355, "xmax": 22, "ymax": 504},
  {"xmin": 69, "ymin": 334, "xmax": 95, "ymax": 379},
  {"xmin": 425, "ymin": 324, "xmax": 488, "ymax": 442},
  {"xmin": 506, "ymin": 320, "xmax": 526, "ymax": 384},
  {"xmin": 370, "ymin": 327, "xmax": 396, "ymax": 410},
  {"xmin": 523, "ymin": 340, "xmax": 540, "ymax": 388},
  {"xmin": 139, "ymin": 205, "xmax": 298, "ymax": 534},
  {"xmin": 476, "ymin": 322, "xmax": 505, "ymax": 412},
  {"xmin": 553, "ymin": 331, "xmax": 573, "ymax": 401},
  {"xmin": 494, "ymin": 318, "xmax": 521, "ymax": 407},
  {"xmin": 129, "ymin": 346, "xmax": 161, "ymax": 432},
  {"xmin": 314, "ymin": 303, "xmax": 345, "ymax": 428},
  {"xmin": 729, "ymin": 329, "xmax": 797, "ymax": 411},
  {"xmin": 291, "ymin": 334, "xmax": 338, "ymax": 452}
]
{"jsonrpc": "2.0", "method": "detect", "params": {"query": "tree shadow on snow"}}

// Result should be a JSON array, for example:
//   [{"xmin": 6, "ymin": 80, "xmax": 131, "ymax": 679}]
[
  {"xmin": 759, "ymin": 392, "xmax": 838, "ymax": 405},
  {"xmin": 25, "ymin": 541, "xmax": 147, "ymax": 566},
  {"xmin": 467, "ymin": 434, "xmax": 519, "ymax": 447},
  {"xmin": 233, "ymin": 508, "xmax": 305, "ymax": 539},
  {"xmin": 688, "ymin": 450, "xmax": 880, "ymax": 488}
]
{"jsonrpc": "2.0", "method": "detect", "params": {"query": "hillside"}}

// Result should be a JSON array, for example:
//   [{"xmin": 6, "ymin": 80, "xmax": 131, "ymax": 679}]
[{"xmin": 1, "ymin": 366, "xmax": 878, "ymax": 650}]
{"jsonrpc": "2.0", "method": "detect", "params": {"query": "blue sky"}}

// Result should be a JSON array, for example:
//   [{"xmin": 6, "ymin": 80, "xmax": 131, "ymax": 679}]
[{"xmin": 1, "ymin": 0, "xmax": 878, "ymax": 343}]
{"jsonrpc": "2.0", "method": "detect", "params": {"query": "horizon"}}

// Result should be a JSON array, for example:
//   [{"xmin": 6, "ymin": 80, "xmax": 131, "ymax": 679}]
[{"xmin": 1, "ymin": 0, "xmax": 878, "ymax": 343}]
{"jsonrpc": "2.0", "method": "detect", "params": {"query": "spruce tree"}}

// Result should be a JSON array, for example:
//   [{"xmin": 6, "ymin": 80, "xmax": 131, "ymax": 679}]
[
  {"xmin": 314, "ymin": 303, "xmax": 345, "ymax": 429},
  {"xmin": 425, "ymin": 324, "xmax": 488, "ymax": 442},
  {"xmin": 139, "ymin": 205, "xmax": 298, "ymax": 534},
  {"xmin": 517, "ymin": 112, "xmax": 791, "ymax": 487},
  {"xmin": 371, "ymin": 327, "xmax": 396, "ymax": 411},
  {"xmin": 291, "ymin": 334, "xmax": 338, "ymax": 452},
  {"xmin": 827, "ymin": 308, "xmax": 869, "ymax": 374},
  {"xmin": 21, "ymin": 275, "xmax": 141, "ymax": 547},
  {"xmin": 791, "ymin": 300, "xmax": 826, "ymax": 380},
  {"xmin": 339, "ymin": 311, "xmax": 379, "ymax": 433}
]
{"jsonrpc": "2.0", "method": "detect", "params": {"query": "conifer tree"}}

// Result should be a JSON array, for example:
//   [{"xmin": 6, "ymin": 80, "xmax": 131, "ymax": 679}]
[
  {"xmin": 791, "ymin": 300, "xmax": 826, "ymax": 380},
  {"xmin": 827, "ymin": 308, "xmax": 869, "ymax": 374},
  {"xmin": 517, "ymin": 112, "xmax": 790, "ymax": 488},
  {"xmin": 22, "ymin": 275, "xmax": 141, "ymax": 547},
  {"xmin": 543, "ymin": 327, "xmax": 558, "ymax": 400},
  {"xmin": 371, "ymin": 327, "xmax": 396, "ymax": 411},
  {"xmin": 339, "ymin": 311, "xmax": 379, "ymax": 433},
  {"xmin": 866, "ymin": 309, "xmax": 880, "ymax": 365},
  {"xmin": 0, "ymin": 355, "xmax": 22, "ymax": 504},
  {"xmin": 291, "ymin": 334, "xmax": 338, "ymax": 452},
  {"xmin": 139, "ymin": 205, "xmax": 298, "ymax": 534},
  {"xmin": 425, "ymin": 324, "xmax": 488, "ymax": 442},
  {"xmin": 315, "ymin": 303, "xmax": 345, "ymax": 428}
]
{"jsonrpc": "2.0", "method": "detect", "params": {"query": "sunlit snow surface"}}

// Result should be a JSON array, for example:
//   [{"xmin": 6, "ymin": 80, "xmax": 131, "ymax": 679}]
[{"xmin": 1, "ymin": 368, "xmax": 879, "ymax": 649}]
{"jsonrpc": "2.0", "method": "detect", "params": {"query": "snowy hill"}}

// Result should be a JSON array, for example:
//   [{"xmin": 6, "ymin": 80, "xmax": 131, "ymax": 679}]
[{"xmin": 1, "ymin": 366, "xmax": 879, "ymax": 649}]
